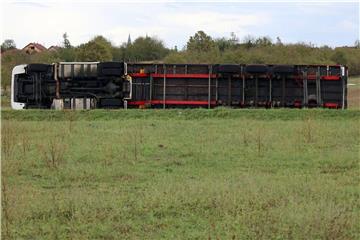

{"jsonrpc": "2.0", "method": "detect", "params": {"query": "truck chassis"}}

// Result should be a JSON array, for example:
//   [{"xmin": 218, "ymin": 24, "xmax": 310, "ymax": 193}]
[{"xmin": 11, "ymin": 62, "xmax": 347, "ymax": 109}]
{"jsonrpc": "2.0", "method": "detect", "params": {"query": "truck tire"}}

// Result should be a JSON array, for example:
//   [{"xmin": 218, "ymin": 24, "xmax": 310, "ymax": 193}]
[
  {"xmin": 98, "ymin": 62, "xmax": 125, "ymax": 76},
  {"xmin": 101, "ymin": 68, "xmax": 123, "ymax": 76},
  {"xmin": 99, "ymin": 62, "xmax": 123, "ymax": 69},
  {"xmin": 26, "ymin": 64, "xmax": 51, "ymax": 73},
  {"xmin": 214, "ymin": 64, "xmax": 242, "ymax": 74},
  {"xmin": 245, "ymin": 64, "xmax": 269, "ymax": 74},
  {"xmin": 272, "ymin": 65, "xmax": 294, "ymax": 74}
]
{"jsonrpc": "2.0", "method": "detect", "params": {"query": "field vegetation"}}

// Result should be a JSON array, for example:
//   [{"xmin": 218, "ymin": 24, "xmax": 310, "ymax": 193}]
[
  {"xmin": 1, "ymin": 109, "xmax": 359, "ymax": 239},
  {"xmin": 2, "ymin": 31, "xmax": 360, "ymax": 90},
  {"xmin": 2, "ymin": 17, "xmax": 359, "ymax": 240}
]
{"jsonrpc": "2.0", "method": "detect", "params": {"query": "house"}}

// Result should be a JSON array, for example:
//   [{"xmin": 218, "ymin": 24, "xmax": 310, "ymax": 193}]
[
  {"xmin": 48, "ymin": 45, "xmax": 60, "ymax": 52},
  {"xmin": 22, "ymin": 43, "xmax": 47, "ymax": 54}
]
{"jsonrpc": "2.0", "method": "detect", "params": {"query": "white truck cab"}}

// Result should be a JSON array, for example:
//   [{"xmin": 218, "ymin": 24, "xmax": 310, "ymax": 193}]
[{"xmin": 11, "ymin": 64, "xmax": 27, "ymax": 110}]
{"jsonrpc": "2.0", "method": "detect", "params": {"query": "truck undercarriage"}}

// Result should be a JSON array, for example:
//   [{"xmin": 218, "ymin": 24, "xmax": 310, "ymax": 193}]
[{"xmin": 11, "ymin": 62, "xmax": 347, "ymax": 109}]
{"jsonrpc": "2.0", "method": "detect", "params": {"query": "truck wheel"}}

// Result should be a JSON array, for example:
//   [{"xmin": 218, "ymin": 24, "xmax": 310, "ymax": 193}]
[
  {"xmin": 272, "ymin": 65, "xmax": 294, "ymax": 74},
  {"xmin": 99, "ymin": 62, "xmax": 124, "ymax": 68},
  {"xmin": 245, "ymin": 64, "xmax": 269, "ymax": 74},
  {"xmin": 214, "ymin": 64, "xmax": 242, "ymax": 74},
  {"xmin": 98, "ymin": 62, "xmax": 125, "ymax": 76},
  {"xmin": 26, "ymin": 64, "xmax": 51, "ymax": 73},
  {"xmin": 101, "ymin": 68, "xmax": 123, "ymax": 76}
]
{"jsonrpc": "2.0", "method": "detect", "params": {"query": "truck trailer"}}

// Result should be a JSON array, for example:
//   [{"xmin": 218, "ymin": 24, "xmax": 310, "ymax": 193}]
[{"xmin": 11, "ymin": 62, "xmax": 347, "ymax": 110}]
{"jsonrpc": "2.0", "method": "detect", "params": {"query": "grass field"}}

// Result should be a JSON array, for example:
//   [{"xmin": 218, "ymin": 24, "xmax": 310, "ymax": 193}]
[
  {"xmin": 348, "ymin": 76, "xmax": 360, "ymax": 110},
  {"xmin": 1, "ymin": 109, "xmax": 360, "ymax": 239}
]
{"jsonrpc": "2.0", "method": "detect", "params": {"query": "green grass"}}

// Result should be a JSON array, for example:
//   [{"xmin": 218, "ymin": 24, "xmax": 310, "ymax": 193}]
[
  {"xmin": 348, "ymin": 75, "xmax": 360, "ymax": 88},
  {"xmin": 348, "ymin": 76, "xmax": 360, "ymax": 110},
  {"xmin": 2, "ymin": 108, "xmax": 360, "ymax": 121},
  {"xmin": 2, "ymin": 109, "xmax": 360, "ymax": 239}
]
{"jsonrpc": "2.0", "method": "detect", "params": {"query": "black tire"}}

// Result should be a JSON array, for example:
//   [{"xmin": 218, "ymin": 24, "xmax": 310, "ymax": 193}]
[
  {"xmin": 98, "ymin": 62, "xmax": 125, "ymax": 76},
  {"xmin": 245, "ymin": 64, "xmax": 269, "ymax": 74},
  {"xmin": 26, "ymin": 64, "xmax": 51, "ymax": 73},
  {"xmin": 99, "ymin": 62, "xmax": 124, "ymax": 69},
  {"xmin": 214, "ymin": 64, "xmax": 241, "ymax": 74},
  {"xmin": 101, "ymin": 68, "xmax": 123, "ymax": 76},
  {"xmin": 272, "ymin": 65, "xmax": 294, "ymax": 74}
]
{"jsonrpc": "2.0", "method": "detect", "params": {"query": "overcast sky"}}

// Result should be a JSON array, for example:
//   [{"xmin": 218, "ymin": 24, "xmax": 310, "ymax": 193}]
[{"xmin": 1, "ymin": 0, "xmax": 359, "ymax": 49}]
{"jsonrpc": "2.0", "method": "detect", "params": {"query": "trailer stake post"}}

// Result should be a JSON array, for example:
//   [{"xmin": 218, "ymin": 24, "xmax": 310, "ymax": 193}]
[
  {"xmin": 208, "ymin": 65, "xmax": 212, "ymax": 109},
  {"xmin": 282, "ymin": 75, "xmax": 285, "ymax": 107},
  {"xmin": 269, "ymin": 74, "xmax": 272, "ymax": 107},
  {"xmin": 241, "ymin": 66, "xmax": 245, "ymax": 105},
  {"xmin": 303, "ymin": 70, "xmax": 308, "ymax": 108},
  {"xmin": 163, "ymin": 64, "xmax": 166, "ymax": 109},
  {"xmin": 228, "ymin": 75, "xmax": 232, "ymax": 106},
  {"xmin": 255, "ymin": 76, "xmax": 258, "ymax": 107},
  {"xmin": 149, "ymin": 74, "xmax": 153, "ymax": 104},
  {"xmin": 316, "ymin": 66, "xmax": 321, "ymax": 107}
]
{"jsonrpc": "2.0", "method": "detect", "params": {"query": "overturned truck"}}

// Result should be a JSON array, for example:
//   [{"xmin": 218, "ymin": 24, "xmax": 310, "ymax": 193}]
[{"xmin": 11, "ymin": 62, "xmax": 347, "ymax": 109}]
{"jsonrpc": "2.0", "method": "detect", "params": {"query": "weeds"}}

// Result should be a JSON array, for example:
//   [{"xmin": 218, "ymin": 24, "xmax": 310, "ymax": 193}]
[
  {"xmin": 1, "ymin": 121, "xmax": 23, "ymax": 175},
  {"xmin": 303, "ymin": 117, "xmax": 315, "ymax": 143},
  {"xmin": 64, "ymin": 110, "xmax": 76, "ymax": 132},
  {"xmin": 1, "ymin": 179, "xmax": 11, "ymax": 239},
  {"xmin": 1, "ymin": 121, "xmax": 16, "ymax": 160},
  {"xmin": 1, "ymin": 115, "xmax": 359, "ymax": 239},
  {"xmin": 133, "ymin": 129, "xmax": 138, "ymax": 163},
  {"xmin": 39, "ymin": 136, "xmax": 67, "ymax": 169},
  {"xmin": 242, "ymin": 130, "xmax": 249, "ymax": 146},
  {"xmin": 256, "ymin": 127, "xmax": 263, "ymax": 156},
  {"xmin": 20, "ymin": 134, "xmax": 30, "ymax": 159},
  {"xmin": 103, "ymin": 144, "xmax": 113, "ymax": 166}
]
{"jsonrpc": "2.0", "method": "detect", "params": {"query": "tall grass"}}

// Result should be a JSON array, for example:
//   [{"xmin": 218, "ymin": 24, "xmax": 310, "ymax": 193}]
[
  {"xmin": 1, "ymin": 111, "xmax": 359, "ymax": 239},
  {"xmin": 2, "ymin": 108, "xmax": 360, "ymax": 121},
  {"xmin": 38, "ymin": 136, "xmax": 67, "ymax": 169},
  {"xmin": 2, "ymin": 179, "xmax": 11, "ymax": 239}
]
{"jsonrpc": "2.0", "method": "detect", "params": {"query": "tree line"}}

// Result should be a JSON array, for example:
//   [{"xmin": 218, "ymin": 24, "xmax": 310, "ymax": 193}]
[{"xmin": 1, "ymin": 31, "xmax": 360, "ymax": 89}]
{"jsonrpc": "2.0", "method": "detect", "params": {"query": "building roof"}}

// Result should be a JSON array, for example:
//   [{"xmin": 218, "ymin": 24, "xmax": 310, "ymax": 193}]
[
  {"xmin": 22, "ymin": 43, "xmax": 47, "ymax": 51},
  {"xmin": 48, "ymin": 45, "xmax": 61, "ymax": 51}
]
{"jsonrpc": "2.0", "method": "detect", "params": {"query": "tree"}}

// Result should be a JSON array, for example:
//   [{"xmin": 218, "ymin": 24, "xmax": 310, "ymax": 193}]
[
  {"xmin": 111, "ymin": 46, "xmax": 123, "ymax": 61},
  {"xmin": 1, "ymin": 39, "xmax": 16, "ymax": 52},
  {"xmin": 62, "ymin": 33, "xmax": 71, "ymax": 48},
  {"xmin": 58, "ymin": 48, "xmax": 76, "ymax": 62},
  {"xmin": 276, "ymin": 37, "xmax": 283, "ymax": 45},
  {"xmin": 255, "ymin": 36, "xmax": 273, "ymax": 46},
  {"xmin": 92, "ymin": 35, "xmax": 112, "ymax": 49},
  {"xmin": 163, "ymin": 51, "xmax": 188, "ymax": 63},
  {"xmin": 331, "ymin": 50, "xmax": 347, "ymax": 65},
  {"xmin": 76, "ymin": 36, "xmax": 112, "ymax": 61},
  {"xmin": 186, "ymin": 31, "xmax": 215, "ymax": 52},
  {"xmin": 215, "ymin": 33, "xmax": 238, "ymax": 52},
  {"xmin": 215, "ymin": 37, "xmax": 231, "ymax": 52},
  {"xmin": 242, "ymin": 35, "xmax": 256, "ymax": 49},
  {"xmin": 31, "ymin": 51, "xmax": 61, "ymax": 63},
  {"xmin": 124, "ymin": 36, "xmax": 169, "ymax": 61},
  {"xmin": 1, "ymin": 50, "xmax": 30, "ymax": 89}
]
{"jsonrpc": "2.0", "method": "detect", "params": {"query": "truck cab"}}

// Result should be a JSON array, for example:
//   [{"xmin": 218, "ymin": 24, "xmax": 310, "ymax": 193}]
[{"xmin": 11, "ymin": 62, "xmax": 131, "ymax": 109}]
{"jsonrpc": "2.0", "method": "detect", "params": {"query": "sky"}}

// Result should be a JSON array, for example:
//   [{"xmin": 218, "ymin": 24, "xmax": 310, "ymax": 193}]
[{"xmin": 1, "ymin": 0, "xmax": 359, "ymax": 49}]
